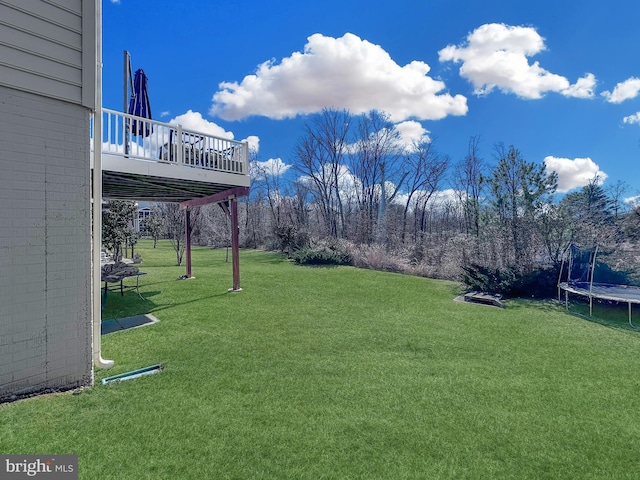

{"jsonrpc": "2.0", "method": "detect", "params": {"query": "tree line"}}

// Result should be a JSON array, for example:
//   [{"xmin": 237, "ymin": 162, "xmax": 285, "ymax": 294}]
[{"xmin": 105, "ymin": 108, "xmax": 640, "ymax": 297}]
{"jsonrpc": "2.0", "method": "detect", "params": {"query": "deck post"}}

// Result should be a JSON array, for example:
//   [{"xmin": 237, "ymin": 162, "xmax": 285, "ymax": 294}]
[
  {"xmin": 185, "ymin": 208, "xmax": 192, "ymax": 278},
  {"xmin": 176, "ymin": 124, "xmax": 183, "ymax": 165},
  {"xmin": 179, "ymin": 187, "xmax": 248, "ymax": 292},
  {"xmin": 230, "ymin": 198, "xmax": 241, "ymax": 292}
]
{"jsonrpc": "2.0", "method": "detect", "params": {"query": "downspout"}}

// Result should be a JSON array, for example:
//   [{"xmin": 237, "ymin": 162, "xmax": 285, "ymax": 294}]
[{"xmin": 93, "ymin": 0, "xmax": 113, "ymax": 369}]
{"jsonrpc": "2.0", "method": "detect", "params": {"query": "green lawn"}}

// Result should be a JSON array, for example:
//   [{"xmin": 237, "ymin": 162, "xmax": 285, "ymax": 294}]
[{"xmin": 2, "ymin": 240, "xmax": 640, "ymax": 479}]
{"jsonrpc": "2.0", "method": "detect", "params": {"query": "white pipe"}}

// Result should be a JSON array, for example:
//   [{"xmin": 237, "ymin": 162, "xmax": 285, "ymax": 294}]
[{"xmin": 92, "ymin": 0, "xmax": 113, "ymax": 369}]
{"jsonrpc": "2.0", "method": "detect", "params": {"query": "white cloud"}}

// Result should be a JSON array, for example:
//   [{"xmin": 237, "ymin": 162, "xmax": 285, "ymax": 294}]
[
  {"xmin": 624, "ymin": 195, "xmax": 640, "ymax": 205},
  {"xmin": 543, "ymin": 156, "xmax": 607, "ymax": 193},
  {"xmin": 169, "ymin": 110, "xmax": 234, "ymax": 139},
  {"xmin": 243, "ymin": 135, "xmax": 260, "ymax": 152},
  {"xmin": 252, "ymin": 158, "xmax": 291, "ymax": 177},
  {"xmin": 562, "ymin": 73, "xmax": 597, "ymax": 99},
  {"xmin": 429, "ymin": 188, "xmax": 461, "ymax": 207},
  {"xmin": 160, "ymin": 111, "xmax": 170, "ymax": 118},
  {"xmin": 338, "ymin": 165, "xmax": 358, "ymax": 197},
  {"xmin": 395, "ymin": 121, "xmax": 431, "ymax": 149},
  {"xmin": 210, "ymin": 33, "xmax": 468, "ymax": 122},
  {"xmin": 168, "ymin": 110, "xmax": 260, "ymax": 152},
  {"xmin": 439, "ymin": 23, "xmax": 596, "ymax": 100},
  {"xmin": 395, "ymin": 188, "xmax": 461, "ymax": 211},
  {"xmin": 623, "ymin": 112, "xmax": 640, "ymax": 125},
  {"xmin": 344, "ymin": 120, "xmax": 430, "ymax": 156},
  {"xmin": 602, "ymin": 77, "xmax": 640, "ymax": 103}
]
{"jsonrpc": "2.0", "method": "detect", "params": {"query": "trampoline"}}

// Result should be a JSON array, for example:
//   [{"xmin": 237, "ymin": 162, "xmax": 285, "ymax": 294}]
[{"xmin": 558, "ymin": 244, "xmax": 640, "ymax": 327}]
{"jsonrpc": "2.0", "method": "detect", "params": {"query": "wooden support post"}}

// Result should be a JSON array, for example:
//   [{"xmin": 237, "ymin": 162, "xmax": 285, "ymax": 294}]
[
  {"xmin": 180, "ymin": 187, "xmax": 248, "ymax": 291},
  {"xmin": 229, "ymin": 198, "xmax": 241, "ymax": 292},
  {"xmin": 185, "ymin": 208, "xmax": 192, "ymax": 278}
]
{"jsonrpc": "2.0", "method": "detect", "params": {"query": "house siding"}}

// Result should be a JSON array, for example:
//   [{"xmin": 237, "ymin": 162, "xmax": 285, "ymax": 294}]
[
  {"xmin": 0, "ymin": 0, "xmax": 95, "ymax": 108},
  {"xmin": 0, "ymin": 85, "xmax": 92, "ymax": 400}
]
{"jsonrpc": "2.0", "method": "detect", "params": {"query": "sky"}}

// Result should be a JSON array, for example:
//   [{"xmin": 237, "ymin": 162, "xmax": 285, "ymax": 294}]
[{"xmin": 102, "ymin": 0, "xmax": 640, "ymax": 202}]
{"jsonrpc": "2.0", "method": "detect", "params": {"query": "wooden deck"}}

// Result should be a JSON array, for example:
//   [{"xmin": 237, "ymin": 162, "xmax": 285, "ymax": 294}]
[{"xmin": 93, "ymin": 109, "xmax": 250, "ymax": 202}]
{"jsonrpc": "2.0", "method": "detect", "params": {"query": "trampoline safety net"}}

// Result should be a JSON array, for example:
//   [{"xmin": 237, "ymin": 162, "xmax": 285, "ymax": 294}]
[{"xmin": 558, "ymin": 243, "xmax": 640, "ymax": 327}]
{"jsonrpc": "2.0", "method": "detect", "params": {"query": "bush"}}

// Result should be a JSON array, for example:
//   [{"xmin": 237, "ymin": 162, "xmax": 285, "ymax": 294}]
[
  {"xmin": 350, "ymin": 243, "xmax": 412, "ymax": 274},
  {"xmin": 461, "ymin": 263, "xmax": 520, "ymax": 295},
  {"xmin": 290, "ymin": 241, "xmax": 352, "ymax": 266},
  {"xmin": 518, "ymin": 266, "xmax": 560, "ymax": 298},
  {"xmin": 461, "ymin": 262, "xmax": 560, "ymax": 298},
  {"xmin": 275, "ymin": 225, "xmax": 310, "ymax": 254}
]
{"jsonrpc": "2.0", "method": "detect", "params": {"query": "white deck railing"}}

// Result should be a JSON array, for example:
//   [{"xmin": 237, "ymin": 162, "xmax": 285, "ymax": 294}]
[{"xmin": 94, "ymin": 108, "xmax": 248, "ymax": 175}]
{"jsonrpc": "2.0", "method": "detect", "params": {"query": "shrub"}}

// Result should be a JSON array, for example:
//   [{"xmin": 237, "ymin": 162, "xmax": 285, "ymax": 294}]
[
  {"xmin": 290, "ymin": 240, "xmax": 352, "ymax": 266},
  {"xmin": 461, "ymin": 262, "xmax": 560, "ymax": 298},
  {"xmin": 518, "ymin": 266, "xmax": 560, "ymax": 298},
  {"xmin": 350, "ymin": 243, "xmax": 412, "ymax": 274},
  {"xmin": 461, "ymin": 263, "xmax": 520, "ymax": 295},
  {"xmin": 275, "ymin": 225, "xmax": 310, "ymax": 254}
]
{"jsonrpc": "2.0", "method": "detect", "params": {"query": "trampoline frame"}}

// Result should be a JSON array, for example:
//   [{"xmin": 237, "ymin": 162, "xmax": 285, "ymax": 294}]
[{"xmin": 557, "ymin": 244, "xmax": 640, "ymax": 328}]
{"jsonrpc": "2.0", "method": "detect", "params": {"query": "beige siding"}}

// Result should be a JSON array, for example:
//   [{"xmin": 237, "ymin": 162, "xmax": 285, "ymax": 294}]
[
  {"xmin": 0, "ymin": 86, "xmax": 93, "ymax": 400},
  {"xmin": 0, "ymin": 0, "xmax": 95, "ymax": 108}
]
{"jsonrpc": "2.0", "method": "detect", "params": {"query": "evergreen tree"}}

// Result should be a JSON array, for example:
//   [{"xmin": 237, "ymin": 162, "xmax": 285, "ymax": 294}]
[
  {"xmin": 560, "ymin": 175, "xmax": 616, "ymax": 246},
  {"xmin": 102, "ymin": 200, "xmax": 138, "ymax": 260},
  {"xmin": 483, "ymin": 144, "xmax": 558, "ymax": 273}
]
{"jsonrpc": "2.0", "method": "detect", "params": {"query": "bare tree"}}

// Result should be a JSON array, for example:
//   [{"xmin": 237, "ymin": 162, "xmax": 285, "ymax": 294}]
[
  {"xmin": 538, "ymin": 202, "xmax": 572, "ymax": 266},
  {"xmin": 198, "ymin": 203, "xmax": 231, "ymax": 248},
  {"xmin": 401, "ymin": 136, "xmax": 449, "ymax": 243},
  {"xmin": 242, "ymin": 148, "xmax": 269, "ymax": 248},
  {"xmin": 292, "ymin": 108, "xmax": 350, "ymax": 239},
  {"xmin": 607, "ymin": 180, "xmax": 629, "ymax": 222},
  {"xmin": 349, "ymin": 111, "xmax": 406, "ymax": 245},
  {"xmin": 291, "ymin": 179, "xmax": 311, "ymax": 231},
  {"xmin": 252, "ymin": 158, "xmax": 290, "ymax": 236},
  {"xmin": 158, "ymin": 203, "xmax": 200, "ymax": 266},
  {"xmin": 452, "ymin": 136, "xmax": 484, "ymax": 239}
]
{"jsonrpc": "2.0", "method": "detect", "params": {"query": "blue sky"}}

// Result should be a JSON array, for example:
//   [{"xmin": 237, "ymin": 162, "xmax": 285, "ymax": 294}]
[{"xmin": 103, "ymin": 0, "xmax": 640, "ymax": 201}]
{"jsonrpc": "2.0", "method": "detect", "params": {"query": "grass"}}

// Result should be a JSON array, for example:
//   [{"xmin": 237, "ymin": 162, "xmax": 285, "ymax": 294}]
[{"xmin": 2, "ymin": 240, "xmax": 640, "ymax": 479}]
